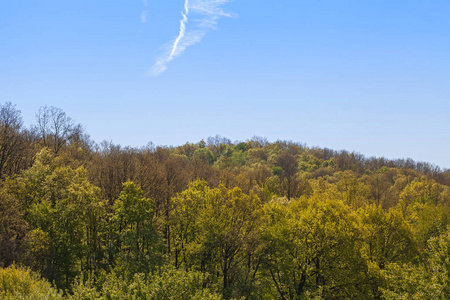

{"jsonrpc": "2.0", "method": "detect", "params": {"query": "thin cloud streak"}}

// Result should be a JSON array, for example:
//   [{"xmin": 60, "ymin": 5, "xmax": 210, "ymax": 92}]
[
  {"xmin": 149, "ymin": 0, "xmax": 231, "ymax": 76},
  {"xmin": 170, "ymin": 1, "xmax": 189, "ymax": 58}
]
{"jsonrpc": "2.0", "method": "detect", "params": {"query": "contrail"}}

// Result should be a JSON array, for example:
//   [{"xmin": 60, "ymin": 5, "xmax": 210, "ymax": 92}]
[
  {"xmin": 150, "ymin": 0, "xmax": 231, "ymax": 76},
  {"xmin": 171, "ymin": 1, "xmax": 189, "ymax": 57}
]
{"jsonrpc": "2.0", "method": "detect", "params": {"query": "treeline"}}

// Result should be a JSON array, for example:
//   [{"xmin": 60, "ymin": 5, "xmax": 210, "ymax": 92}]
[{"xmin": 1, "ymin": 102, "xmax": 450, "ymax": 299}]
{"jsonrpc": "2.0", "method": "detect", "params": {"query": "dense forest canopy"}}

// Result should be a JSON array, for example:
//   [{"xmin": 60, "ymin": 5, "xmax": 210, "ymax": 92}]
[{"xmin": 1, "ymin": 102, "xmax": 450, "ymax": 299}]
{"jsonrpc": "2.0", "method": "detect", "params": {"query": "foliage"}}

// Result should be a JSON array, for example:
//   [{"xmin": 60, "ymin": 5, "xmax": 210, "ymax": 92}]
[
  {"xmin": 1, "ymin": 102, "xmax": 450, "ymax": 298},
  {"xmin": 360, "ymin": 205, "xmax": 418, "ymax": 269},
  {"xmin": 171, "ymin": 180, "xmax": 263, "ymax": 298},
  {"xmin": 0, "ymin": 191, "xmax": 28, "ymax": 267},
  {"xmin": 262, "ymin": 196, "xmax": 370, "ymax": 299},
  {"xmin": 112, "ymin": 181, "xmax": 164, "ymax": 277},
  {"xmin": 70, "ymin": 265, "xmax": 222, "ymax": 300},
  {"xmin": 0, "ymin": 264, "xmax": 63, "ymax": 299}
]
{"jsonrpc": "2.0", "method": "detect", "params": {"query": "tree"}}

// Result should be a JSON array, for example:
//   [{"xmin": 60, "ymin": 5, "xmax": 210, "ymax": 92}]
[
  {"xmin": 112, "ymin": 181, "xmax": 164, "ymax": 277},
  {"xmin": 360, "ymin": 205, "xmax": 418, "ymax": 270},
  {"xmin": 360, "ymin": 204, "xmax": 418, "ymax": 297},
  {"xmin": 381, "ymin": 226, "xmax": 450, "ymax": 299},
  {"xmin": 171, "ymin": 180, "xmax": 263, "ymax": 299},
  {"xmin": 406, "ymin": 201, "xmax": 450, "ymax": 251},
  {"xmin": 70, "ymin": 264, "xmax": 223, "ymax": 300},
  {"xmin": 0, "ymin": 191, "xmax": 28, "ymax": 268},
  {"xmin": 399, "ymin": 177, "xmax": 443, "ymax": 206},
  {"xmin": 0, "ymin": 102, "xmax": 28, "ymax": 177},
  {"xmin": 276, "ymin": 152, "xmax": 298, "ymax": 200},
  {"xmin": 427, "ymin": 226, "xmax": 450, "ymax": 298},
  {"xmin": 0, "ymin": 264, "xmax": 63, "ymax": 299},
  {"xmin": 10, "ymin": 149, "xmax": 107, "ymax": 289},
  {"xmin": 335, "ymin": 171, "xmax": 371, "ymax": 208},
  {"xmin": 262, "ymin": 196, "xmax": 370, "ymax": 299},
  {"xmin": 88, "ymin": 142, "xmax": 137, "ymax": 205},
  {"xmin": 35, "ymin": 106, "xmax": 83, "ymax": 154}
]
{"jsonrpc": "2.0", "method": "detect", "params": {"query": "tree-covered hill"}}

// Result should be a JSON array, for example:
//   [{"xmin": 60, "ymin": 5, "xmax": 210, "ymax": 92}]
[{"xmin": 1, "ymin": 102, "xmax": 450, "ymax": 299}]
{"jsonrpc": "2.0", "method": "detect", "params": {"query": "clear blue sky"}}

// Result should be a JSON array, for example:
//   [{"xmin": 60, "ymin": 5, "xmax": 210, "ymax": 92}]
[{"xmin": 1, "ymin": 1, "xmax": 449, "ymax": 168}]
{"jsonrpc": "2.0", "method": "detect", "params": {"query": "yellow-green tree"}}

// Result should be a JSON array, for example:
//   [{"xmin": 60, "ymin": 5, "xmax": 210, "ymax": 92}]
[
  {"xmin": 0, "ymin": 264, "xmax": 62, "ymax": 299},
  {"xmin": 171, "ymin": 180, "xmax": 263, "ymax": 299},
  {"xmin": 381, "ymin": 226, "xmax": 450, "ymax": 299},
  {"xmin": 8, "ymin": 149, "xmax": 107, "ymax": 289},
  {"xmin": 360, "ymin": 205, "xmax": 418, "ymax": 270},
  {"xmin": 261, "ymin": 195, "xmax": 369, "ymax": 299}
]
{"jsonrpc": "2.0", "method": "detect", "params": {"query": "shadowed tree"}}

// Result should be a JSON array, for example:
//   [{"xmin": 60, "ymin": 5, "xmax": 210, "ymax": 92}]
[
  {"xmin": 0, "ymin": 102, "xmax": 30, "ymax": 177},
  {"xmin": 276, "ymin": 152, "xmax": 298, "ymax": 200},
  {"xmin": 0, "ymin": 191, "xmax": 28, "ymax": 268}
]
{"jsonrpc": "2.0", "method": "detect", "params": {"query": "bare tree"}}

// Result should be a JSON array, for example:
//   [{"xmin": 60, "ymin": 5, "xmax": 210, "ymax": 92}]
[
  {"xmin": 35, "ymin": 106, "xmax": 82, "ymax": 154},
  {"xmin": 0, "ymin": 102, "xmax": 26, "ymax": 177},
  {"xmin": 276, "ymin": 151, "xmax": 298, "ymax": 200}
]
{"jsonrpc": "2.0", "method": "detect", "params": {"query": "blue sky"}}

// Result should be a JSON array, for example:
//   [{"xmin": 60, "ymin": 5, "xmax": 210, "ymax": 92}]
[{"xmin": 1, "ymin": 0, "xmax": 449, "ymax": 168}]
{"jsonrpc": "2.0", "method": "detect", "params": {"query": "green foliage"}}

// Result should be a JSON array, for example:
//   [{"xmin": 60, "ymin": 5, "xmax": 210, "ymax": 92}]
[
  {"xmin": 428, "ymin": 226, "xmax": 450, "ymax": 298},
  {"xmin": 235, "ymin": 142, "xmax": 247, "ymax": 152},
  {"xmin": 299, "ymin": 153, "xmax": 322, "ymax": 172},
  {"xmin": 247, "ymin": 148, "xmax": 268, "ymax": 164},
  {"xmin": 70, "ymin": 265, "xmax": 222, "ymax": 300},
  {"xmin": 9, "ymin": 149, "xmax": 108, "ymax": 289},
  {"xmin": 171, "ymin": 180, "xmax": 263, "ymax": 298},
  {"xmin": 271, "ymin": 166, "xmax": 283, "ymax": 176},
  {"xmin": 335, "ymin": 171, "xmax": 371, "ymax": 208},
  {"xmin": 406, "ymin": 202, "xmax": 450, "ymax": 250},
  {"xmin": 193, "ymin": 148, "xmax": 215, "ymax": 165},
  {"xmin": 360, "ymin": 205, "xmax": 418, "ymax": 269},
  {"xmin": 381, "ymin": 226, "xmax": 450, "ymax": 299},
  {"xmin": 381, "ymin": 263, "xmax": 436, "ymax": 300},
  {"xmin": 262, "ymin": 196, "xmax": 370, "ymax": 299},
  {"xmin": 2, "ymin": 118, "xmax": 450, "ymax": 299},
  {"xmin": 400, "ymin": 177, "xmax": 443, "ymax": 205},
  {"xmin": 0, "ymin": 264, "xmax": 63, "ymax": 299},
  {"xmin": 112, "ymin": 181, "xmax": 164, "ymax": 277},
  {"xmin": 21, "ymin": 228, "xmax": 50, "ymax": 274}
]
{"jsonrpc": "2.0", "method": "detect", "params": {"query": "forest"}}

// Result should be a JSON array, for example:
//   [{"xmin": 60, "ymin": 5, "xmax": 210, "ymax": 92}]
[{"xmin": 1, "ymin": 102, "xmax": 450, "ymax": 299}]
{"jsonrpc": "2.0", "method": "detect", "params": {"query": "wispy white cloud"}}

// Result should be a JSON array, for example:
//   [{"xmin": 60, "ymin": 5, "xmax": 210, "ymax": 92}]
[
  {"xmin": 149, "ymin": 0, "xmax": 232, "ymax": 76},
  {"xmin": 141, "ymin": 0, "xmax": 148, "ymax": 6},
  {"xmin": 141, "ymin": 10, "xmax": 149, "ymax": 23}
]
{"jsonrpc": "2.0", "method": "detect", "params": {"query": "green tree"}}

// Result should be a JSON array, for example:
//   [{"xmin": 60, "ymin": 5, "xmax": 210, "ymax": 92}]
[
  {"xmin": 381, "ymin": 226, "xmax": 450, "ymax": 299},
  {"xmin": 406, "ymin": 202, "xmax": 450, "ymax": 251},
  {"xmin": 360, "ymin": 205, "xmax": 418, "ymax": 270},
  {"xmin": 112, "ymin": 181, "xmax": 164, "ymax": 277},
  {"xmin": 70, "ymin": 264, "xmax": 222, "ymax": 300},
  {"xmin": 0, "ymin": 264, "xmax": 63, "ymax": 299},
  {"xmin": 335, "ymin": 171, "xmax": 370, "ymax": 208},
  {"xmin": 400, "ymin": 177, "xmax": 442, "ymax": 206},
  {"xmin": 192, "ymin": 148, "xmax": 215, "ymax": 165},
  {"xmin": 262, "ymin": 196, "xmax": 369, "ymax": 299},
  {"xmin": 9, "ymin": 149, "xmax": 107, "ymax": 289},
  {"xmin": 359, "ymin": 205, "xmax": 418, "ymax": 297},
  {"xmin": 171, "ymin": 180, "xmax": 263, "ymax": 299},
  {"xmin": 428, "ymin": 226, "xmax": 450, "ymax": 298}
]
